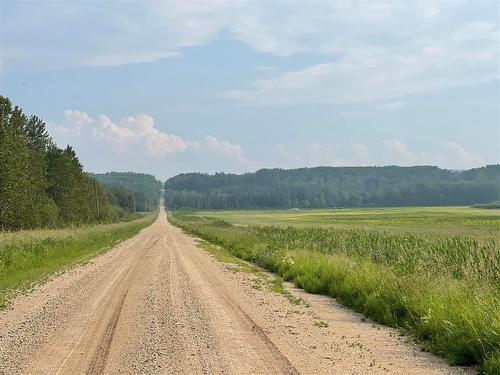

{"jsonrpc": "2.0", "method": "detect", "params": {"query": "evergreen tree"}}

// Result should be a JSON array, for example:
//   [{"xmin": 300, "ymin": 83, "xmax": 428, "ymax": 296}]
[
  {"xmin": 0, "ymin": 96, "xmax": 114, "ymax": 229},
  {"xmin": 0, "ymin": 98, "xmax": 37, "ymax": 228}
]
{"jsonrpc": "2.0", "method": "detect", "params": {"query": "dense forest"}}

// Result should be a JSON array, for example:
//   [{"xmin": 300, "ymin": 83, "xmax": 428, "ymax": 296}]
[
  {"xmin": 0, "ymin": 96, "xmax": 158, "ymax": 230},
  {"xmin": 0, "ymin": 96, "xmax": 115, "ymax": 229},
  {"xmin": 165, "ymin": 165, "xmax": 500, "ymax": 209},
  {"xmin": 90, "ymin": 172, "xmax": 162, "ymax": 212}
]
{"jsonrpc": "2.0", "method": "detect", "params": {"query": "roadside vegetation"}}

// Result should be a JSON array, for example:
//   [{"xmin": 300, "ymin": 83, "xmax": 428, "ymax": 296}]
[
  {"xmin": 197, "ymin": 240, "xmax": 303, "ymax": 305},
  {"xmin": 168, "ymin": 208, "xmax": 500, "ymax": 374},
  {"xmin": 0, "ymin": 213, "xmax": 156, "ymax": 308}
]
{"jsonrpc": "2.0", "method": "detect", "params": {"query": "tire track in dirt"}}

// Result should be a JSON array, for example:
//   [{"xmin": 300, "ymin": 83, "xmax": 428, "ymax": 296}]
[
  {"xmin": 87, "ymin": 290, "xmax": 127, "ymax": 375},
  {"xmin": 0, "ymin": 203, "xmax": 474, "ymax": 375},
  {"xmin": 169, "ymin": 235, "xmax": 299, "ymax": 374},
  {"xmin": 54, "ymin": 235, "xmax": 159, "ymax": 374}
]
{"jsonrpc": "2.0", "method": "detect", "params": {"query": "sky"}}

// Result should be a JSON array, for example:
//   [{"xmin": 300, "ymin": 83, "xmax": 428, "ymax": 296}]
[{"xmin": 1, "ymin": 0, "xmax": 499, "ymax": 180}]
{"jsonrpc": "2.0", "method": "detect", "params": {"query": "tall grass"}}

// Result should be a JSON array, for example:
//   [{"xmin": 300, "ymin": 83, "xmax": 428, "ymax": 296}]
[
  {"xmin": 169, "ymin": 211, "xmax": 499, "ymax": 374},
  {"xmin": 198, "ymin": 206, "xmax": 500, "ymax": 239},
  {"xmin": 246, "ymin": 225, "xmax": 499, "ymax": 283},
  {"xmin": 0, "ymin": 214, "xmax": 156, "ymax": 308}
]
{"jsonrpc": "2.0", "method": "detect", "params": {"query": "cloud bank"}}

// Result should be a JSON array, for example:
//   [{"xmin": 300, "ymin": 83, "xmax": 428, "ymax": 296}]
[
  {"xmin": 4, "ymin": 0, "xmax": 498, "ymax": 109},
  {"xmin": 276, "ymin": 139, "xmax": 485, "ymax": 170},
  {"xmin": 51, "ymin": 110, "xmax": 490, "ymax": 178},
  {"xmin": 4, "ymin": 1, "xmax": 497, "ymax": 177},
  {"xmin": 224, "ymin": 18, "xmax": 498, "ymax": 104},
  {"xmin": 50, "ymin": 110, "xmax": 251, "ymax": 178}
]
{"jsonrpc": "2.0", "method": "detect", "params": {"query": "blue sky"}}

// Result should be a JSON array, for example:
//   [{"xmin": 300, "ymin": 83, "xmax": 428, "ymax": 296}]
[{"xmin": 1, "ymin": 0, "xmax": 498, "ymax": 180}]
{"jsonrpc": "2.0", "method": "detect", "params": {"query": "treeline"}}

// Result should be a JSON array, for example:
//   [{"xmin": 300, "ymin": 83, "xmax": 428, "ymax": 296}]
[
  {"xmin": 472, "ymin": 201, "xmax": 500, "ymax": 209},
  {"xmin": 0, "ymin": 96, "xmax": 119, "ymax": 229},
  {"xmin": 0, "ymin": 97, "xmax": 160, "ymax": 229},
  {"xmin": 90, "ymin": 172, "xmax": 162, "ymax": 212},
  {"xmin": 165, "ymin": 165, "xmax": 500, "ymax": 209}
]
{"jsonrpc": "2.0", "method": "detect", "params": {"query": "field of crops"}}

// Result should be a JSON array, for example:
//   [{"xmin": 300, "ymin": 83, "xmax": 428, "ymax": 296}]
[
  {"xmin": 169, "ymin": 207, "xmax": 500, "ymax": 374},
  {"xmin": 196, "ymin": 206, "xmax": 500, "ymax": 238}
]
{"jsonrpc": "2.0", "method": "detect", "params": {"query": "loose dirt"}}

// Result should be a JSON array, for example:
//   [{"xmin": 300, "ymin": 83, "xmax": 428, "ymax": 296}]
[{"xmin": 0, "ymin": 207, "xmax": 473, "ymax": 374}]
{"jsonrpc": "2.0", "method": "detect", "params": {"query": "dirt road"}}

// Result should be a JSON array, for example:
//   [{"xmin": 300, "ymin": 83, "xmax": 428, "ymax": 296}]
[{"xmin": 0, "ymin": 208, "xmax": 472, "ymax": 374}]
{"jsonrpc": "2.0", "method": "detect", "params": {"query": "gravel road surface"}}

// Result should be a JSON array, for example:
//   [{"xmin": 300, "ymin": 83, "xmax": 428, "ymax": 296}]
[{"xmin": 0, "ymin": 208, "xmax": 473, "ymax": 374}]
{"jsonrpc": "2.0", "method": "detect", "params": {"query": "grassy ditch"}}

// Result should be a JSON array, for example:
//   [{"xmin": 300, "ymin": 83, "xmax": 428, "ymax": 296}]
[
  {"xmin": 0, "ymin": 213, "xmax": 156, "ymax": 308},
  {"xmin": 169, "ymin": 211, "xmax": 499, "ymax": 374},
  {"xmin": 197, "ymin": 240, "xmax": 303, "ymax": 305}
]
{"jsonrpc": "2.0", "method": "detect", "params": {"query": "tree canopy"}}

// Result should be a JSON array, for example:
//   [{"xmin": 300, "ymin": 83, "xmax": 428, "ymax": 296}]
[
  {"xmin": 164, "ymin": 166, "xmax": 500, "ymax": 209},
  {"xmin": 1, "ymin": 96, "xmax": 114, "ymax": 229},
  {"xmin": 90, "ymin": 172, "xmax": 162, "ymax": 212}
]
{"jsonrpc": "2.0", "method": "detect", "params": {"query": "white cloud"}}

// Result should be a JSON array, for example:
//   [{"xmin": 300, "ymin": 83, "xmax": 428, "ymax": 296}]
[
  {"xmin": 92, "ymin": 115, "xmax": 136, "ymax": 145},
  {"xmin": 276, "ymin": 139, "xmax": 487, "ymax": 170},
  {"xmin": 7, "ymin": 1, "xmax": 446, "ymax": 71},
  {"xmin": 441, "ymin": 141, "xmax": 483, "ymax": 168},
  {"xmin": 383, "ymin": 139, "xmax": 418, "ymax": 164},
  {"xmin": 203, "ymin": 135, "xmax": 247, "ymax": 163},
  {"xmin": 50, "ymin": 110, "xmax": 246, "ymax": 164},
  {"xmin": 278, "ymin": 140, "xmax": 420, "ymax": 168},
  {"xmin": 2, "ymin": 1, "xmax": 231, "ymax": 72},
  {"xmin": 3, "ymin": 0, "xmax": 498, "ymax": 103},
  {"xmin": 49, "ymin": 110, "xmax": 93, "ymax": 138},
  {"xmin": 69, "ymin": 113, "xmax": 188, "ymax": 159},
  {"xmin": 351, "ymin": 143, "xmax": 369, "ymax": 160},
  {"xmin": 64, "ymin": 110, "xmax": 93, "ymax": 127},
  {"xmin": 50, "ymin": 108, "xmax": 492, "ymax": 175},
  {"xmin": 224, "ymin": 26, "xmax": 498, "ymax": 105},
  {"xmin": 221, "ymin": 3, "xmax": 498, "ymax": 105},
  {"xmin": 380, "ymin": 139, "xmax": 485, "ymax": 168}
]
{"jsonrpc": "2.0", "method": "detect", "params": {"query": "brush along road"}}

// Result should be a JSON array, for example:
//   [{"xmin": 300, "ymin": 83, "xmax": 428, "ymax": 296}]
[{"xmin": 0, "ymin": 208, "xmax": 472, "ymax": 374}]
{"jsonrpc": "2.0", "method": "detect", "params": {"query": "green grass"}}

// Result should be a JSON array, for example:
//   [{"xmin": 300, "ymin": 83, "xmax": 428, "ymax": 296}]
[
  {"xmin": 0, "ymin": 214, "xmax": 156, "ymax": 308},
  {"xmin": 169, "ymin": 209, "xmax": 500, "ymax": 374},
  {"xmin": 194, "ymin": 206, "xmax": 500, "ymax": 239},
  {"xmin": 197, "ymin": 240, "xmax": 303, "ymax": 305},
  {"xmin": 313, "ymin": 320, "xmax": 329, "ymax": 328}
]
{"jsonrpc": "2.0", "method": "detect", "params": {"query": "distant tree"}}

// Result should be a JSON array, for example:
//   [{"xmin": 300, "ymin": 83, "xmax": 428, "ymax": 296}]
[
  {"xmin": 164, "ymin": 165, "xmax": 500, "ymax": 210},
  {"xmin": 90, "ymin": 171, "xmax": 162, "ymax": 212}
]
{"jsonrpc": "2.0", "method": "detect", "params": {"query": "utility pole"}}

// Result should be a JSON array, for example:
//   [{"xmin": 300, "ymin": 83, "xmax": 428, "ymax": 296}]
[
  {"xmin": 94, "ymin": 179, "xmax": 100, "ymax": 220},
  {"xmin": 133, "ymin": 193, "xmax": 136, "ymax": 214},
  {"xmin": 145, "ymin": 197, "xmax": 147, "ymax": 212}
]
